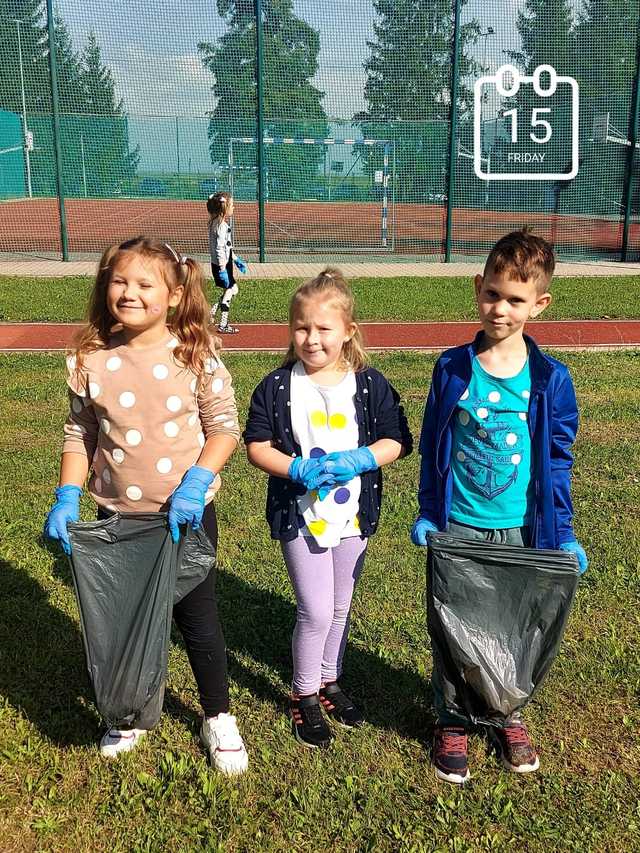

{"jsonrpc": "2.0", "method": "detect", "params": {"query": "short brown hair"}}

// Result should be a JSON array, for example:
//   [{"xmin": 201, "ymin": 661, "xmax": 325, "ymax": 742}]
[{"xmin": 484, "ymin": 227, "xmax": 555, "ymax": 292}]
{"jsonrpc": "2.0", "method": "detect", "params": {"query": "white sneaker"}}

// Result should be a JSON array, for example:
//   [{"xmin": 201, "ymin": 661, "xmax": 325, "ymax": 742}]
[
  {"xmin": 200, "ymin": 713, "xmax": 248, "ymax": 776},
  {"xmin": 99, "ymin": 727, "xmax": 147, "ymax": 758}
]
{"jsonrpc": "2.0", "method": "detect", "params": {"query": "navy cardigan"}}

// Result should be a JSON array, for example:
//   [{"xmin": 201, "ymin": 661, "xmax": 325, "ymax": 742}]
[
  {"xmin": 417, "ymin": 333, "xmax": 579, "ymax": 549},
  {"xmin": 244, "ymin": 364, "xmax": 413, "ymax": 541}
]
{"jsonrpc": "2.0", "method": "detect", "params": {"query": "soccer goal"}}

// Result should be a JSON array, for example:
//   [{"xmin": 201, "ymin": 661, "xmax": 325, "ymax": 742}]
[{"xmin": 228, "ymin": 136, "xmax": 394, "ymax": 253}]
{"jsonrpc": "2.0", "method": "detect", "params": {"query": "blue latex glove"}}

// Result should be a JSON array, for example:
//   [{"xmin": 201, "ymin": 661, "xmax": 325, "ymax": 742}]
[
  {"xmin": 44, "ymin": 485, "xmax": 82, "ymax": 555},
  {"xmin": 288, "ymin": 456, "xmax": 336, "ymax": 493},
  {"xmin": 560, "ymin": 540, "xmax": 588, "ymax": 574},
  {"xmin": 323, "ymin": 447, "xmax": 378, "ymax": 484},
  {"xmin": 234, "ymin": 256, "xmax": 247, "ymax": 274},
  {"xmin": 218, "ymin": 268, "xmax": 231, "ymax": 288},
  {"xmin": 168, "ymin": 466, "xmax": 215, "ymax": 544},
  {"xmin": 411, "ymin": 515, "xmax": 439, "ymax": 547}
]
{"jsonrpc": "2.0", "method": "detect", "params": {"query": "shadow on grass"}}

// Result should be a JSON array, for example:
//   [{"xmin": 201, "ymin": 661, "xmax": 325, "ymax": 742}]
[
  {"xmin": 0, "ymin": 556, "xmax": 97, "ymax": 747},
  {"xmin": 2, "ymin": 549, "xmax": 432, "ymax": 746},
  {"xmin": 1, "ymin": 553, "xmax": 219, "ymax": 747},
  {"xmin": 214, "ymin": 568, "xmax": 433, "ymax": 740}
]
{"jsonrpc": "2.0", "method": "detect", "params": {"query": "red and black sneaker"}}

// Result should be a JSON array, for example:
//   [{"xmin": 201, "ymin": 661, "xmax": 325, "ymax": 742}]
[
  {"xmin": 495, "ymin": 723, "xmax": 539, "ymax": 773},
  {"xmin": 319, "ymin": 681, "xmax": 365, "ymax": 729},
  {"xmin": 290, "ymin": 694, "xmax": 333, "ymax": 749},
  {"xmin": 432, "ymin": 726, "xmax": 471, "ymax": 784}
]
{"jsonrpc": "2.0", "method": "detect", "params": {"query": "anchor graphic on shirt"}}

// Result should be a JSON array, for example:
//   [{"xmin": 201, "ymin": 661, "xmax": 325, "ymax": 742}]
[
  {"xmin": 461, "ymin": 412, "xmax": 521, "ymax": 500},
  {"xmin": 463, "ymin": 447, "xmax": 519, "ymax": 500}
]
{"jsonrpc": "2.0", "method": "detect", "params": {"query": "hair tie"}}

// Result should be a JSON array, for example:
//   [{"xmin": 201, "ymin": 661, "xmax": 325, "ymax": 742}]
[{"xmin": 164, "ymin": 242, "xmax": 187, "ymax": 265}]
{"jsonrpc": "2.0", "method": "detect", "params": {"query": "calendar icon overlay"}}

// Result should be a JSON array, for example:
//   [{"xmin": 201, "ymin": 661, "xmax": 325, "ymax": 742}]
[{"xmin": 474, "ymin": 64, "xmax": 579, "ymax": 181}]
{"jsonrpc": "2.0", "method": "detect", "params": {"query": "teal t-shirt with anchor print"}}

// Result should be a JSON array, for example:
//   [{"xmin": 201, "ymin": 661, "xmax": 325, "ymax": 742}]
[{"xmin": 449, "ymin": 356, "xmax": 533, "ymax": 529}]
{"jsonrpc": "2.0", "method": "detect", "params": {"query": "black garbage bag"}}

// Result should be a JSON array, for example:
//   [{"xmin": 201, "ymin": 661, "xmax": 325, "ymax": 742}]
[
  {"xmin": 427, "ymin": 533, "xmax": 580, "ymax": 727},
  {"xmin": 67, "ymin": 512, "xmax": 215, "ymax": 727}
]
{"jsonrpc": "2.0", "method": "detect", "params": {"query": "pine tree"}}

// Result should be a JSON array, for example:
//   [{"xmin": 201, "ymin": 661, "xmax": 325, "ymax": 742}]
[
  {"xmin": 0, "ymin": 0, "xmax": 48, "ymax": 114},
  {"xmin": 357, "ymin": 0, "xmax": 481, "ymax": 202},
  {"xmin": 198, "ymin": 0, "xmax": 328, "ymax": 200},
  {"xmin": 52, "ymin": 11, "xmax": 83, "ymax": 113},
  {"xmin": 77, "ymin": 32, "xmax": 139, "ymax": 195}
]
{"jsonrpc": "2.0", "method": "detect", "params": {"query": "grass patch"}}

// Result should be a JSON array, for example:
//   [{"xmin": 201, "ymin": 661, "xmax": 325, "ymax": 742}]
[
  {"xmin": 2, "ymin": 275, "xmax": 640, "ymax": 323},
  {"xmin": 1, "ymin": 351, "xmax": 639, "ymax": 851}
]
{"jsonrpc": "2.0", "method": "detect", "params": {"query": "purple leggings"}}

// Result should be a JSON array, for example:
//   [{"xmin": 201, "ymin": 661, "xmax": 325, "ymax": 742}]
[{"xmin": 281, "ymin": 534, "xmax": 368, "ymax": 695}]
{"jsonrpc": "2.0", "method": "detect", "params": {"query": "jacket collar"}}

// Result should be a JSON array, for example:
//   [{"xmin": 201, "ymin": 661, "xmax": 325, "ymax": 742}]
[{"xmin": 466, "ymin": 331, "xmax": 554, "ymax": 393}]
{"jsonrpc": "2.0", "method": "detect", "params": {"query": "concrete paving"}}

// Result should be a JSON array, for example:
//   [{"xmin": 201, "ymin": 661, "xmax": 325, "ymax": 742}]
[{"xmin": 1, "ymin": 258, "xmax": 639, "ymax": 279}]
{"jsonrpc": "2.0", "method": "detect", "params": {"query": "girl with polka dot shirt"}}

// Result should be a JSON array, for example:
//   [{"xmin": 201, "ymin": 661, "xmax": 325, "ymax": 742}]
[
  {"xmin": 244, "ymin": 268, "xmax": 412, "ymax": 749},
  {"xmin": 45, "ymin": 237, "xmax": 248, "ymax": 773}
]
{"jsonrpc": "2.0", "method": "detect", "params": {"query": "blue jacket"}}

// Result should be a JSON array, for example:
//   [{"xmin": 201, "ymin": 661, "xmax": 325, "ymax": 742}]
[
  {"xmin": 244, "ymin": 364, "xmax": 413, "ymax": 541},
  {"xmin": 418, "ymin": 333, "xmax": 579, "ymax": 549}
]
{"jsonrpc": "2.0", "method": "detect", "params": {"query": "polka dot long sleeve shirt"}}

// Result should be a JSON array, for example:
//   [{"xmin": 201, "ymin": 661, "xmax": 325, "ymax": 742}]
[{"xmin": 62, "ymin": 331, "xmax": 240, "ymax": 513}]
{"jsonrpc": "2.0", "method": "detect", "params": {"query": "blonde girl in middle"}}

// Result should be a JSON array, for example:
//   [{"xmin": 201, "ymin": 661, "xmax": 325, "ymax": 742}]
[{"xmin": 244, "ymin": 268, "xmax": 412, "ymax": 749}]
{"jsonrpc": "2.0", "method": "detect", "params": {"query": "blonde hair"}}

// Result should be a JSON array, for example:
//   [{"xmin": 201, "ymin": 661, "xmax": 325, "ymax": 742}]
[
  {"xmin": 282, "ymin": 267, "xmax": 368, "ymax": 371},
  {"xmin": 71, "ymin": 236, "xmax": 219, "ymax": 382},
  {"xmin": 206, "ymin": 192, "xmax": 232, "ymax": 226}
]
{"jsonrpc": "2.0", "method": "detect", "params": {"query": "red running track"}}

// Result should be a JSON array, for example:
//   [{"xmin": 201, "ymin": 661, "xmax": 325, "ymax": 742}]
[{"xmin": 2, "ymin": 321, "xmax": 640, "ymax": 352}]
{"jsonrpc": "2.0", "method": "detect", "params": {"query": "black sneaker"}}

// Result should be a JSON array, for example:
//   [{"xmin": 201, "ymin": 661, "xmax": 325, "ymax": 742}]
[
  {"xmin": 432, "ymin": 726, "xmax": 470, "ymax": 784},
  {"xmin": 319, "ymin": 682, "xmax": 365, "ymax": 728},
  {"xmin": 290, "ymin": 694, "xmax": 333, "ymax": 749},
  {"xmin": 217, "ymin": 324, "xmax": 239, "ymax": 334}
]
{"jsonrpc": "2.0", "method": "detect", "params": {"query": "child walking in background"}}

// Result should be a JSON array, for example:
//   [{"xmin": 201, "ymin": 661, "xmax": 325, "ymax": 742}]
[
  {"xmin": 244, "ymin": 268, "xmax": 412, "ymax": 748},
  {"xmin": 207, "ymin": 192, "xmax": 247, "ymax": 334},
  {"xmin": 412, "ymin": 228, "xmax": 588, "ymax": 784},
  {"xmin": 44, "ymin": 237, "xmax": 248, "ymax": 773}
]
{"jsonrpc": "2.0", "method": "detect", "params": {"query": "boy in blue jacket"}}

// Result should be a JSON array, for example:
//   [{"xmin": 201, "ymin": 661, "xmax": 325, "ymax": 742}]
[{"xmin": 412, "ymin": 228, "xmax": 587, "ymax": 784}]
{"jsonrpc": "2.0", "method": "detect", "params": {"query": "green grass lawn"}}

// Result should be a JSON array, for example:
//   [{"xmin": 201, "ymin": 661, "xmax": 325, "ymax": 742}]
[
  {"xmin": 1, "ymin": 351, "xmax": 639, "ymax": 852},
  {"xmin": 2, "ymin": 275, "xmax": 640, "ymax": 323}
]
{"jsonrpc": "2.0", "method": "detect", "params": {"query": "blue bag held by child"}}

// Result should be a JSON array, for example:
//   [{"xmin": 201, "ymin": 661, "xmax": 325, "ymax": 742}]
[
  {"xmin": 68, "ymin": 513, "xmax": 215, "ymax": 727},
  {"xmin": 426, "ymin": 533, "xmax": 580, "ymax": 726}
]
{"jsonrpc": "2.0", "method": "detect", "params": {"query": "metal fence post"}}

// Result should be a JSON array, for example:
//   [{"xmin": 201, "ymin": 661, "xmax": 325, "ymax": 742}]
[
  {"xmin": 255, "ymin": 0, "xmax": 266, "ymax": 262},
  {"xmin": 46, "ymin": 0, "xmax": 69, "ymax": 260},
  {"xmin": 621, "ymin": 26, "xmax": 640, "ymax": 262},
  {"xmin": 444, "ymin": 0, "xmax": 462, "ymax": 263}
]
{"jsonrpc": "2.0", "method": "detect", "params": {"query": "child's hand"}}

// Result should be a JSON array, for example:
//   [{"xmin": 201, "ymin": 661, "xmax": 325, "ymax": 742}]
[
  {"xmin": 288, "ymin": 456, "xmax": 337, "ymax": 493},
  {"xmin": 168, "ymin": 466, "xmax": 215, "ymax": 543},
  {"xmin": 219, "ymin": 269, "xmax": 231, "ymax": 288},
  {"xmin": 234, "ymin": 256, "xmax": 247, "ymax": 274},
  {"xmin": 411, "ymin": 515, "xmax": 438, "ymax": 546},
  {"xmin": 44, "ymin": 485, "xmax": 82, "ymax": 555},
  {"xmin": 323, "ymin": 447, "xmax": 378, "ymax": 484},
  {"xmin": 560, "ymin": 540, "xmax": 588, "ymax": 574}
]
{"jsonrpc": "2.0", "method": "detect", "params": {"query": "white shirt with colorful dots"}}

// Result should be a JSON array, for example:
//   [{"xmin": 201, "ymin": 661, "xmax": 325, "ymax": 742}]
[
  {"xmin": 290, "ymin": 361, "xmax": 362, "ymax": 547},
  {"xmin": 62, "ymin": 330, "xmax": 240, "ymax": 513}
]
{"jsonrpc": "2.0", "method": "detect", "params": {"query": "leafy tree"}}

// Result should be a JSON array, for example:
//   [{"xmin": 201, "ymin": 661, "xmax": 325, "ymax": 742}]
[
  {"xmin": 357, "ymin": 0, "xmax": 481, "ymax": 203},
  {"xmin": 575, "ymin": 0, "xmax": 640, "ymax": 216},
  {"xmin": 198, "ymin": 0, "xmax": 328, "ymax": 200},
  {"xmin": 507, "ymin": 0, "xmax": 576, "ymax": 77}
]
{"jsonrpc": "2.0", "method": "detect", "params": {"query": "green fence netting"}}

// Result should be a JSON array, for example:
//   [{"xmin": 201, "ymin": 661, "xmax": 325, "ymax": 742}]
[{"xmin": 0, "ymin": 0, "xmax": 638, "ymax": 261}]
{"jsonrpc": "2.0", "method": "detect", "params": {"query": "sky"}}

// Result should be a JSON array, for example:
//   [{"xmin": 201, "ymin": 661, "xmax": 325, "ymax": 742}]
[{"xmin": 54, "ymin": 0, "xmax": 577, "ymax": 172}]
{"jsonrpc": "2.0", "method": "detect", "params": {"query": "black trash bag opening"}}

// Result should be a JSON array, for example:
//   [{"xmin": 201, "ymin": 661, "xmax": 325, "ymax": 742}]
[
  {"xmin": 426, "ymin": 533, "xmax": 579, "ymax": 728},
  {"xmin": 68, "ymin": 512, "xmax": 215, "ymax": 727}
]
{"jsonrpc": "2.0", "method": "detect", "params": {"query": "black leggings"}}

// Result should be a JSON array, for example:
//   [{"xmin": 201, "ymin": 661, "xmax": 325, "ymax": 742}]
[{"xmin": 98, "ymin": 503, "xmax": 229, "ymax": 717}]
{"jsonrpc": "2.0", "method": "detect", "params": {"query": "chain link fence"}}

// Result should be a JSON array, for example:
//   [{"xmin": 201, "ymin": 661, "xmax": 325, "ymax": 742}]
[{"xmin": 0, "ymin": 0, "xmax": 638, "ymax": 262}]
